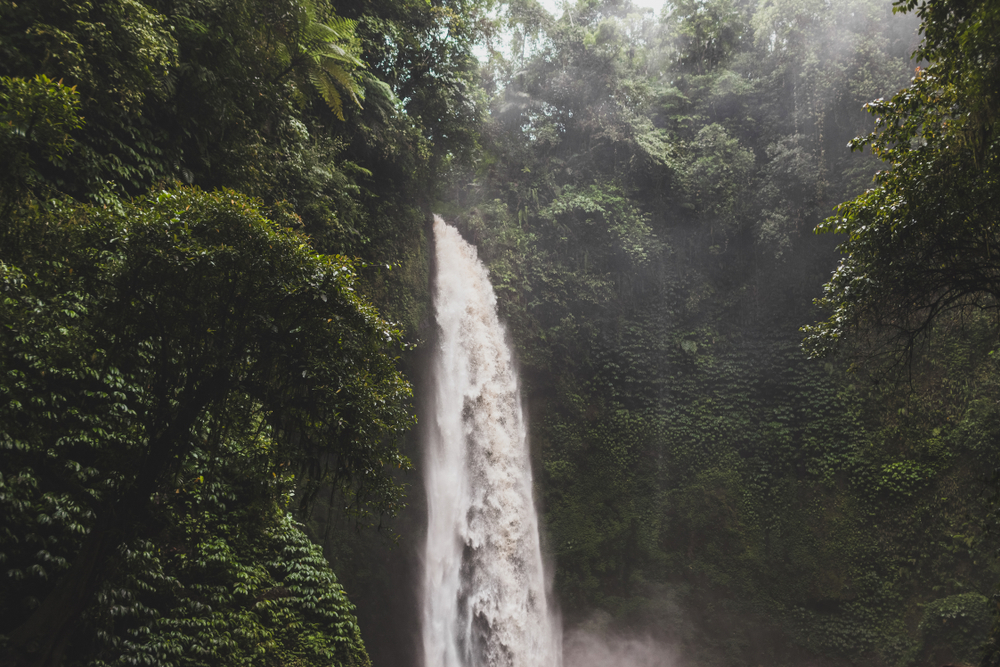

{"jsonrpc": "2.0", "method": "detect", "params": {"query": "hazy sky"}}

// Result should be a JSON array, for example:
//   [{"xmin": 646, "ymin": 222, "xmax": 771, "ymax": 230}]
[{"xmin": 537, "ymin": 0, "xmax": 668, "ymax": 17}]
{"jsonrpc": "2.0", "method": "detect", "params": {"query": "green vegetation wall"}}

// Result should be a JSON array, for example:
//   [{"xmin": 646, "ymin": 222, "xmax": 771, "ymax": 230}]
[
  {"xmin": 4, "ymin": 0, "xmax": 1000, "ymax": 666},
  {"xmin": 0, "ymin": 0, "xmax": 487, "ymax": 664},
  {"xmin": 439, "ymin": 0, "xmax": 1000, "ymax": 665}
]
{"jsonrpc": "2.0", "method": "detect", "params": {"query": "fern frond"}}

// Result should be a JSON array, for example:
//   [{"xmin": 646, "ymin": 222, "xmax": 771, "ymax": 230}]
[
  {"xmin": 311, "ymin": 42, "xmax": 363, "ymax": 68},
  {"xmin": 323, "ymin": 16, "xmax": 358, "ymax": 40},
  {"xmin": 321, "ymin": 59, "xmax": 364, "ymax": 105},
  {"xmin": 308, "ymin": 17, "xmax": 356, "ymax": 43},
  {"xmin": 274, "ymin": 42, "xmax": 292, "ymax": 69},
  {"xmin": 280, "ymin": 1, "xmax": 365, "ymax": 121},
  {"xmin": 308, "ymin": 67, "xmax": 345, "ymax": 120}
]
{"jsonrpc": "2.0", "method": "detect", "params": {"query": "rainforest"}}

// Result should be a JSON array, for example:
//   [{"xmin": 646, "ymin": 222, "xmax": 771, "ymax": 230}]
[{"xmin": 1, "ymin": 0, "xmax": 999, "ymax": 665}]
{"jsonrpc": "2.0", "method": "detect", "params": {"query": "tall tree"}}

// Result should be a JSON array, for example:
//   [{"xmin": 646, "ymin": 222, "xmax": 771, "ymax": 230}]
[
  {"xmin": 0, "ymin": 187, "xmax": 413, "ymax": 666},
  {"xmin": 803, "ymin": 0, "xmax": 1000, "ymax": 366}
]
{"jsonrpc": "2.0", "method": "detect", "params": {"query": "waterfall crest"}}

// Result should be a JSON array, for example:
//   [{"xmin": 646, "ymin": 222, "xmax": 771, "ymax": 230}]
[{"xmin": 422, "ymin": 215, "xmax": 561, "ymax": 667}]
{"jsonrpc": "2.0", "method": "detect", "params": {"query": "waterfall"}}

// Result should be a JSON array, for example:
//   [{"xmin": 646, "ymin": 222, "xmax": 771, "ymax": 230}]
[{"xmin": 422, "ymin": 215, "xmax": 562, "ymax": 667}]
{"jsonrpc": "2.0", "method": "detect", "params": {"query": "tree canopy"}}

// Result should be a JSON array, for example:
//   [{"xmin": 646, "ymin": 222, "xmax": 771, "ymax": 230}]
[
  {"xmin": 0, "ymin": 185, "xmax": 413, "ymax": 666},
  {"xmin": 0, "ymin": 0, "xmax": 467, "ymax": 662},
  {"xmin": 6, "ymin": 0, "xmax": 1000, "ymax": 666},
  {"xmin": 803, "ymin": 0, "xmax": 1000, "ymax": 366}
]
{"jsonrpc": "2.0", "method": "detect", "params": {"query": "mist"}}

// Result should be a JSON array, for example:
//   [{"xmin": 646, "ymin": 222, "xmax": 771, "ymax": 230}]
[{"xmin": 564, "ymin": 628, "xmax": 681, "ymax": 667}]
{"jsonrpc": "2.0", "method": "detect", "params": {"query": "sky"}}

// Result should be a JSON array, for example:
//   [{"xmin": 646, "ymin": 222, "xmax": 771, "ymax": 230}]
[{"xmin": 537, "ymin": 0, "xmax": 668, "ymax": 17}]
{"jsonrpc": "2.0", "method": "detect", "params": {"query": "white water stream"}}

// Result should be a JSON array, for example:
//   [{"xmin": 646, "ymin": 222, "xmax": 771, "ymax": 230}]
[{"xmin": 422, "ymin": 215, "xmax": 562, "ymax": 667}]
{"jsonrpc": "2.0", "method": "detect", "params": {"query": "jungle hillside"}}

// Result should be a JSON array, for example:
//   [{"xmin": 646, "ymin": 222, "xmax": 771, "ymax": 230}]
[{"xmin": 2, "ymin": 0, "xmax": 999, "ymax": 666}]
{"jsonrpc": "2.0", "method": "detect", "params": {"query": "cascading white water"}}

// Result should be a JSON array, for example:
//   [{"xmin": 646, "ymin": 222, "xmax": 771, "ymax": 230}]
[{"xmin": 422, "ymin": 215, "xmax": 562, "ymax": 667}]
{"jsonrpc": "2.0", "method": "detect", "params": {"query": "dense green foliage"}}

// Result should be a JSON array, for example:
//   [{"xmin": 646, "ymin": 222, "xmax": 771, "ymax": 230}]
[
  {"xmin": 803, "ymin": 0, "xmax": 1000, "ymax": 365},
  {"xmin": 433, "ymin": 0, "xmax": 1000, "ymax": 665},
  {"xmin": 0, "ymin": 0, "xmax": 485, "ymax": 663},
  {"xmin": 0, "ymin": 185, "xmax": 412, "ymax": 665},
  {"xmin": 3, "ymin": 0, "xmax": 1000, "ymax": 666}
]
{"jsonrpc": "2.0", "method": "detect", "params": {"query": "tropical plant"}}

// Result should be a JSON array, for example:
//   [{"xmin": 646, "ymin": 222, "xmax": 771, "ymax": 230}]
[{"xmin": 0, "ymin": 187, "xmax": 413, "ymax": 666}]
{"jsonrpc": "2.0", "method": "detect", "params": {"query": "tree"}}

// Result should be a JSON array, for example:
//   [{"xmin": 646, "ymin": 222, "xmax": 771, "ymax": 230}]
[
  {"xmin": 0, "ymin": 0, "xmax": 177, "ymax": 200},
  {"xmin": 273, "ymin": 0, "xmax": 366, "ymax": 121},
  {"xmin": 0, "ymin": 187, "xmax": 413, "ymax": 666},
  {"xmin": 802, "ymin": 0, "xmax": 1000, "ymax": 366},
  {"xmin": 667, "ymin": 0, "xmax": 748, "ymax": 75},
  {"xmin": 0, "ymin": 75, "xmax": 83, "ymax": 220},
  {"xmin": 0, "ymin": 1, "xmax": 492, "ymax": 665}
]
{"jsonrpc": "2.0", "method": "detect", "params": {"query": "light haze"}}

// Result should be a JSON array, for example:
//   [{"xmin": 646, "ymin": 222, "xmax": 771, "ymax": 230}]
[{"xmin": 538, "ymin": 0, "xmax": 666, "ymax": 17}]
